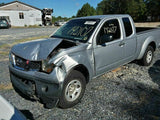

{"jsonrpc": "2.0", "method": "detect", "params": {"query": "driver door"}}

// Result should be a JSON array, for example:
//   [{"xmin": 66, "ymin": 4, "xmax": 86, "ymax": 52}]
[{"xmin": 94, "ymin": 19, "xmax": 125, "ymax": 75}]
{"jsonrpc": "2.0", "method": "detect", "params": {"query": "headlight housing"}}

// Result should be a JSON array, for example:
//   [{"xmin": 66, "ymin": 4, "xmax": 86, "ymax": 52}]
[
  {"xmin": 41, "ymin": 59, "xmax": 55, "ymax": 73},
  {"xmin": 9, "ymin": 52, "xmax": 15, "ymax": 66}
]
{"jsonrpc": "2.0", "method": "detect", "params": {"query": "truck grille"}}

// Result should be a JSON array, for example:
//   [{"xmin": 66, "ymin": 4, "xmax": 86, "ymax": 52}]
[{"xmin": 14, "ymin": 55, "xmax": 41, "ymax": 71}]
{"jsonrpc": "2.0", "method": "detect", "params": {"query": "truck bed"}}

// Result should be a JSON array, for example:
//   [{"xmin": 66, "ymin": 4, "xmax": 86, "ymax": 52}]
[
  {"xmin": 136, "ymin": 27, "xmax": 156, "ymax": 33},
  {"xmin": 136, "ymin": 27, "xmax": 160, "ymax": 60}
]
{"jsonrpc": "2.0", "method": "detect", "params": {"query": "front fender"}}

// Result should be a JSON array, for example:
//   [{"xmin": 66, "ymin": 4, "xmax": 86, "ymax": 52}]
[{"xmin": 52, "ymin": 53, "xmax": 94, "ymax": 82}]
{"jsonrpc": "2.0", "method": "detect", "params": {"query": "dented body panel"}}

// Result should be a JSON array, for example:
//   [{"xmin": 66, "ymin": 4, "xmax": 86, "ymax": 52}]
[
  {"xmin": 12, "ymin": 38, "xmax": 62, "ymax": 61},
  {"xmin": 9, "ymin": 15, "xmax": 160, "ymax": 107},
  {"xmin": 49, "ymin": 43, "xmax": 95, "ymax": 80}
]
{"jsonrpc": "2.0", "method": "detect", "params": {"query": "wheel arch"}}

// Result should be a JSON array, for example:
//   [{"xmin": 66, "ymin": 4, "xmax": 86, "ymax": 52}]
[
  {"xmin": 137, "ymin": 37, "xmax": 156, "ymax": 59},
  {"xmin": 149, "ymin": 42, "xmax": 156, "ymax": 51},
  {"xmin": 69, "ymin": 64, "xmax": 90, "ymax": 84}
]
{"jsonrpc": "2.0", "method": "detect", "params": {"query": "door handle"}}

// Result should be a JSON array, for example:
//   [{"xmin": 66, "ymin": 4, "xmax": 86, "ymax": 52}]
[{"xmin": 119, "ymin": 42, "xmax": 125, "ymax": 47}]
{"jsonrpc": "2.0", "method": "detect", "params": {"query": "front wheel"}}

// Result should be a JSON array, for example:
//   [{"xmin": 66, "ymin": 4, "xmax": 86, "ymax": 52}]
[
  {"xmin": 58, "ymin": 70, "xmax": 86, "ymax": 109},
  {"xmin": 141, "ymin": 46, "xmax": 154, "ymax": 66}
]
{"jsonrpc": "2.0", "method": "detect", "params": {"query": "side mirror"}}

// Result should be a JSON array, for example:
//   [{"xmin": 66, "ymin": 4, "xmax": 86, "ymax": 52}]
[{"xmin": 99, "ymin": 34, "xmax": 113, "ymax": 45}]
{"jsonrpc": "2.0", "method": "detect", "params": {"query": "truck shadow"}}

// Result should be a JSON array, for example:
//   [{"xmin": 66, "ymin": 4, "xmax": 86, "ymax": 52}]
[
  {"xmin": 148, "ymin": 60, "xmax": 160, "ymax": 86},
  {"xmin": 120, "ymin": 60, "xmax": 160, "ymax": 119},
  {"xmin": 20, "ymin": 110, "xmax": 34, "ymax": 120}
]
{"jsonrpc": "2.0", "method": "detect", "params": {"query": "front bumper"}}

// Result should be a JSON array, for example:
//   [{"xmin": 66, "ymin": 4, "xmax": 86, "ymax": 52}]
[{"xmin": 9, "ymin": 65, "xmax": 64, "ymax": 107}]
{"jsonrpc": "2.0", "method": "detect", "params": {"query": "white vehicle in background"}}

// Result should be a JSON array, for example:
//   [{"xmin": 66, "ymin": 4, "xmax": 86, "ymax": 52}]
[
  {"xmin": 54, "ymin": 20, "xmax": 67, "ymax": 26},
  {"xmin": 0, "ymin": 95, "xmax": 26, "ymax": 120}
]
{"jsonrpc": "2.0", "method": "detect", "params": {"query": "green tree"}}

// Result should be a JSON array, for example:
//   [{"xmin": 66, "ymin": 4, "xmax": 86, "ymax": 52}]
[
  {"xmin": 146, "ymin": 0, "xmax": 160, "ymax": 21},
  {"xmin": 0, "ymin": 3, "xmax": 4, "ymax": 6},
  {"xmin": 52, "ymin": 16, "xmax": 71, "ymax": 23},
  {"xmin": 71, "ymin": 15, "xmax": 76, "ymax": 18},
  {"xmin": 96, "ymin": 0, "xmax": 147, "ymax": 21},
  {"xmin": 76, "ymin": 3, "xmax": 96, "ymax": 17},
  {"xmin": 96, "ymin": 0, "xmax": 127, "ymax": 15},
  {"xmin": 125, "ymin": 0, "xmax": 147, "ymax": 21}
]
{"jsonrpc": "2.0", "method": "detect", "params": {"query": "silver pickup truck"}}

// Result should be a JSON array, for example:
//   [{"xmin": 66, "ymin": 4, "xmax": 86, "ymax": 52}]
[{"xmin": 9, "ymin": 15, "xmax": 160, "ymax": 108}]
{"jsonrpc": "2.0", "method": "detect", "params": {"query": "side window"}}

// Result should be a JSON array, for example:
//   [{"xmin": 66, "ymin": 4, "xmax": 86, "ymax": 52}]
[
  {"xmin": 19, "ymin": 12, "xmax": 24, "ymax": 19},
  {"xmin": 122, "ymin": 17, "xmax": 133, "ymax": 37},
  {"xmin": 97, "ymin": 19, "xmax": 121, "ymax": 45}
]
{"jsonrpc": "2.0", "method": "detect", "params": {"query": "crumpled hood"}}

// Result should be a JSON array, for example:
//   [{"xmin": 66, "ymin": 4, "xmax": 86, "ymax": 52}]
[{"xmin": 11, "ymin": 38, "xmax": 62, "ymax": 61}]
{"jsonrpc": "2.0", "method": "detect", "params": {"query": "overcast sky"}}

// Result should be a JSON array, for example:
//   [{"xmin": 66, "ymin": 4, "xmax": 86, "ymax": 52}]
[{"xmin": 0, "ymin": 0, "xmax": 102, "ymax": 17}]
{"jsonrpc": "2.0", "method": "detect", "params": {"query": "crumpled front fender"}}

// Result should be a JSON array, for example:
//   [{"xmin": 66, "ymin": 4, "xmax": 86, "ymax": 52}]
[{"xmin": 51, "ymin": 52, "xmax": 94, "ymax": 83}]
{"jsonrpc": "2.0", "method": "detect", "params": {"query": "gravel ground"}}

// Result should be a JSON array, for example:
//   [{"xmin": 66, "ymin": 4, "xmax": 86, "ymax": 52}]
[
  {"xmin": 1, "ymin": 28, "xmax": 160, "ymax": 119},
  {"xmin": 0, "ymin": 50, "xmax": 160, "ymax": 120}
]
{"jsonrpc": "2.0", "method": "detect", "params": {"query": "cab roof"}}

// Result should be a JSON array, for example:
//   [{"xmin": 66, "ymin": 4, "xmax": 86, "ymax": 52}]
[{"xmin": 75, "ymin": 14, "xmax": 130, "ymax": 20}]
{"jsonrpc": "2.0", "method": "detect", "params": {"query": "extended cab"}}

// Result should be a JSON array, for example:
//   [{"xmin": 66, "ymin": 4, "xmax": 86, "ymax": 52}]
[{"xmin": 9, "ymin": 15, "xmax": 160, "ymax": 108}]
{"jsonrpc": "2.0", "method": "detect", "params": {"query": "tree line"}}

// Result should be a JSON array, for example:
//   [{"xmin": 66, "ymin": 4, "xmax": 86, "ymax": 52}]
[
  {"xmin": 0, "ymin": 3, "xmax": 4, "ymax": 6},
  {"xmin": 76, "ymin": 0, "xmax": 160, "ymax": 22},
  {"xmin": 1, "ymin": 1, "xmax": 159, "ymax": 22},
  {"xmin": 52, "ymin": 16, "xmax": 71, "ymax": 23}
]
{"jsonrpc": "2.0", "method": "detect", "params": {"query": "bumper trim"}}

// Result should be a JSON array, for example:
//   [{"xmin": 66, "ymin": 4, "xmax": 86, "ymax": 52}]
[
  {"xmin": 9, "ymin": 65, "xmax": 63, "ymax": 108},
  {"xmin": 9, "ymin": 65, "xmax": 59, "ymax": 84},
  {"xmin": 11, "ymin": 74, "xmax": 35, "ymax": 97}
]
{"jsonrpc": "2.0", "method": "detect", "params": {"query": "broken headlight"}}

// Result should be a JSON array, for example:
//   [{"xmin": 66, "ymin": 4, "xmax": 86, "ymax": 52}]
[{"xmin": 41, "ymin": 59, "xmax": 55, "ymax": 73}]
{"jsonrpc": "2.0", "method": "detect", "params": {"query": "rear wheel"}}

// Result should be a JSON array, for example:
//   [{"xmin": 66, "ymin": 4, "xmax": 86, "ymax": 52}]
[
  {"xmin": 141, "ymin": 46, "xmax": 154, "ymax": 66},
  {"xmin": 58, "ymin": 70, "xmax": 86, "ymax": 108}
]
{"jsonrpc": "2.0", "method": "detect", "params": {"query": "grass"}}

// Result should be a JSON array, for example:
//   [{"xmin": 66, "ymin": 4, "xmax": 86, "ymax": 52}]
[
  {"xmin": 13, "ymin": 35, "xmax": 48, "ymax": 44},
  {"xmin": 0, "ymin": 35, "xmax": 48, "ymax": 48},
  {"xmin": 0, "ymin": 35, "xmax": 48, "ymax": 58},
  {"xmin": 11, "ymin": 25, "xmax": 41, "ymax": 28},
  {"xmin": 11, "ymin": 25, "xmax": 55, "ymax": 29},
  {"xmin": 0, "ymin": 51, "xmax": 9, "ymax": 56}
]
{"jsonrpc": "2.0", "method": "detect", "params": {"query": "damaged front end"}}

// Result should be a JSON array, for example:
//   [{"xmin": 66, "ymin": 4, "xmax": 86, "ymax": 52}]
[{"xmin": 9, "ymin": 38, "xmax": 78, "ymax": 108}]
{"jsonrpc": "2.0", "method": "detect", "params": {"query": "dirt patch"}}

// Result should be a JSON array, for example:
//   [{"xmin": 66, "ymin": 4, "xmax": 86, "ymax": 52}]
[
  {"xmin": 0, "ymin": 83, "xmax": 13, "ymax": 90},
  {"xmin": 112, "ymin": 67, "xmax": 122, "ymax": 73}
]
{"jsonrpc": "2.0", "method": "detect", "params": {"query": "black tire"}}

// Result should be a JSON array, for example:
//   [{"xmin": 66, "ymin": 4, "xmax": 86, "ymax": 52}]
[
  {"xmin": 141, "ymin": 46, "xmax": 154, "ymax": 66},
  {"xmin": 58, "ymin": 70, "xmax": 86, "ymax": 109}
]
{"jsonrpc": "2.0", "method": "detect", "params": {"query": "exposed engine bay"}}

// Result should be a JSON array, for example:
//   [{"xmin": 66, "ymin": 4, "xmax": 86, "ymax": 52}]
[{"xmin": 48, "ymin": 40, "xmax": 77, "ymax": 58}]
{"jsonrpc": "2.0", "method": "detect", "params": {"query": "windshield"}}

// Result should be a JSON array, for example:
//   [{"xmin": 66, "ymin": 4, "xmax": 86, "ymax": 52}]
[{"xmin": 51, "ymin": 19, "xmax": 100, "ymax": 42}]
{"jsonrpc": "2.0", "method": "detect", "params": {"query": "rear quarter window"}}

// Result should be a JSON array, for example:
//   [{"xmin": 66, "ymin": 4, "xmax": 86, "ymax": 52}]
[{"xmin": 122, "ymin": 18, "xmax": 133, "ymax": 37}]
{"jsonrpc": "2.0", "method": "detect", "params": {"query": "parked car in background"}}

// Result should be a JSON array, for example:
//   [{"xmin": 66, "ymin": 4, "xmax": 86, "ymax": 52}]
[
  {"xmin": 54, "ymin": 20, "xmax": 66, "ymax": 26},
  {"xmin": 0, "ymin": 18, "xmax": 11, "ymax": 29},
  {"xmin": 0, "ymin": 95, "xmax": 26, "ymax": 120}
]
